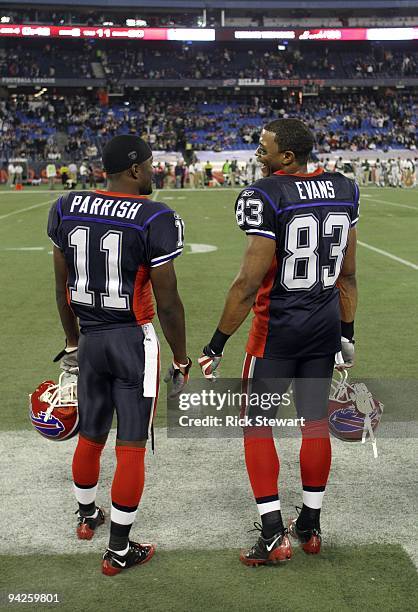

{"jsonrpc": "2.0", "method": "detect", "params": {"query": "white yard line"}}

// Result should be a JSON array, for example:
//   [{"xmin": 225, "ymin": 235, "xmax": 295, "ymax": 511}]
[
  {"xmin": 0, "ymin": 198, "xmax": 56, "ymax": 221},
  {"xmin": 358, "ymin": 241, "xmax": 418, "ymax": 270},
  {"xmin": 0, "ymin": 190, "xmax": 65, "ymax": 197},
  {"xmin": 1, "ymin": 247, "xmax": 45, "ymax": 251},
  {"xmin": 364, "ymin": 196, "xmax": 418, "ymax": 211}
]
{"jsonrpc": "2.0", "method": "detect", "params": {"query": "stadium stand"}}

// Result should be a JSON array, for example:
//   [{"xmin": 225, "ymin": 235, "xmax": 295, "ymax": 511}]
[
  {"xmin": 0, "ymin": 8, "xmax": 416, "ymax": 174},
  {"xmin": 1, "ymin": 90, "xmax": 416, "ymax": 161},
  {"xmin": 0, "ymin": 40, "xmax": 416, "ymax": 81},
  {"xmin": 0, "ymin": 7, "xmax": 417, "ymax": 28}
]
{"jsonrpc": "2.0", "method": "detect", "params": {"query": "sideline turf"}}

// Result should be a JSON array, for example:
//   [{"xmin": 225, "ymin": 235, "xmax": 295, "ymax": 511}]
[{"xmin": 2, "ymin": 546, "xmax": 418, "ymax": 612}]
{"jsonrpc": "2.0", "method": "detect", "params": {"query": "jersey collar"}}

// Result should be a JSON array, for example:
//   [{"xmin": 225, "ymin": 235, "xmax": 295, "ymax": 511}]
[
  {"xmin": 95, "ymin": 189, "xmax": 150, "ymax": 199},
  {"xmin": 274, "ymin": 168, "xmax": 324, "ymax": 178}
]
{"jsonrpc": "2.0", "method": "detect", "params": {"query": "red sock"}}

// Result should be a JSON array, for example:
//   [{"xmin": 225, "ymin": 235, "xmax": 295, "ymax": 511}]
[
  {"xmin": 109, "ymin": 447, "xmax": 146, "ymax": 551},
  {"xmin": 111, "ymin": 446, "xmax": 146, "ymax": 509},
  {"xmin": 72, "ymin": 434, "xmax": 105, "ymax": 487},
  {"xmin": 244, "ymin": 428, "xmax": 280, "ymax": 499},
  {"xmin": 299, "ymin": 419, "xmax": 331, "ymax": 489}
]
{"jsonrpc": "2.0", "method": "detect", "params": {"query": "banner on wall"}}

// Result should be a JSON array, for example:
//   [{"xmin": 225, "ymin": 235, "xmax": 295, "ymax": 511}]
[
  {"xmin": 0, "ymin": 25, "xmax": 215, "ymax": 41},
  {"xmin": 0, "ymin": 24, "xmax": 417, "ymax": 42}
]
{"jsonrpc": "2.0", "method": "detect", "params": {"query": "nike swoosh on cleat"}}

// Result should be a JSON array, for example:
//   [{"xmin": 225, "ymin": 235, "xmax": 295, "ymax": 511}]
[
  {"xmin": 111, "ymin": 558, "xmax": 126, "ymax": 567},
  {"xmin": 266, "ymin": 536, "xmax": 282, "ymax": 552}
]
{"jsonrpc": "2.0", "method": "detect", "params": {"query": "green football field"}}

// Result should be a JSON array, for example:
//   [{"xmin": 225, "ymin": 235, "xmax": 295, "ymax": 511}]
[{"xmin": 0, "ymin": 185, "xmax": 417, "ymax": 611}]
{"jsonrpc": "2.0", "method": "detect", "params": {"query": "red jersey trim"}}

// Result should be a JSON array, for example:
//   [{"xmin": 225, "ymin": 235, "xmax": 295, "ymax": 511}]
[
  {"xmin": 246, "ymin": 258, "xmax": 278, "ymax": 358},
  {"xmin": 133, "ymin": 265, "xmax": 155, "ymax": 324},
  {"xmin": 95, "ymin": 190, "xmax": 150, "ymax": 200},
  {"xmin": 274, "ymin": 168, "xmax": 324, "ymax": 178}
]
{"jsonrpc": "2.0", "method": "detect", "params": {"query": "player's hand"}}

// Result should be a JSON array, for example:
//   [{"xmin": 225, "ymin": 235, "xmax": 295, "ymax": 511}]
[
  {"xmin": 198, "ymin": 345, "xmax": 223, "ymax": 380},
  {"xmin": 53, "ymin": 346, "xmax": 79, "ymax": 374},
  {"xmin": 164, "ymin": 357, "xmax": 192, "ymax": 398},
  {"xmin": 335, "ymin": 337, "xmax": 355, "ymax": 369}
]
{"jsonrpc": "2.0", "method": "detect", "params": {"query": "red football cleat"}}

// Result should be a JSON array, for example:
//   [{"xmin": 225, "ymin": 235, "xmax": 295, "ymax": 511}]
[
  {"xmin": 288, "ymin": 518, "xmax": 321, "ymax": 555},
  {"xmin": 240, "ymin": 523, "xmax": 292, "ymax": 567},
  {"xmin": 76, "ymin": 507, "xmax": 105, "ymax": 540},
  {"xmin": 102, "ymin": 541, "xmax": 156, "ymax": 576}
]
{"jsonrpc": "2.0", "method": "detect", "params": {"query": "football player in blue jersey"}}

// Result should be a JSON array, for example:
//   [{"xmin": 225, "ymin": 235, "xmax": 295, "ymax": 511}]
[
  {"xmin": 48, "ymin": 135, "xmax": 191, "ymax": 575},
  {"xmin": 199, "ymin": 118, "xmax": 358, "ymax": 565}
]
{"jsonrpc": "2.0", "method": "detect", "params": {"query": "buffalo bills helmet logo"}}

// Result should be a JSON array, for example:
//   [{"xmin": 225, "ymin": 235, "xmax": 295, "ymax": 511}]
[
  {"xmin": 328, "ymin": 370, "xmax": 383, "ymax": 457},
  {"xmin": 30, "ymin": 410, "xmax": 65, "ymax": 438},
  {"xmin": 329, "ymin": 403, "xmax": 380, "ymax": 436},
  {"xmin": 29, "ymin": 374, "xmax": 79, "ymax": 441}
]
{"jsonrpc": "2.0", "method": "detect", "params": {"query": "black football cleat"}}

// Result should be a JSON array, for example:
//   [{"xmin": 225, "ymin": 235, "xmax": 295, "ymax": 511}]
[
  {"xmin": 76, "ymin": 507, "xmax": 105, "ymax": 540},
  {"xmin": 240, "ymin": 522, "xmax": 292, "ymax": 567},
  {"xmin": 288, "ymin": 511, "xmax": 322, "ymax": 555},
  {"xmin": 102, "ymin": 541, "xmax": 156, "ymax": 576}
]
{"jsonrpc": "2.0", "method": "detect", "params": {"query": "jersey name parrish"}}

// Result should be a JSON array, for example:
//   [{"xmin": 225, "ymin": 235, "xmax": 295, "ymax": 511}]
[
  {"xmin": 47, "ymin": 190, "xmax": 184, "ymax": 329},
  {"xmin": 295, "ymin": 179, "xmax": 335, "ymax": 200},
  {"xmin": 69, "ymin": 194, "xmax": 143, "ymax": 220}
]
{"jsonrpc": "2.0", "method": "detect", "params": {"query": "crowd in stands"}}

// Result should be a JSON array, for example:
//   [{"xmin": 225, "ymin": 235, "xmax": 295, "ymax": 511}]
[
  {"xmin": 0, "ymin": 40, "xmax": 416, "ymax": 82},
  {"xmin": 1, "ymin": 7, "xmax": 416, "ymax": 29},
  {"xmin": 0, "ymin": 90, "xmax": 416, "ymax": 162},
  {"xmin": 0, "ymin": 41, "xmax": 95, "ymax": 80},
  {"xmin": 0, "ymin": 9, "xmax": 205, "ymax": 28}
]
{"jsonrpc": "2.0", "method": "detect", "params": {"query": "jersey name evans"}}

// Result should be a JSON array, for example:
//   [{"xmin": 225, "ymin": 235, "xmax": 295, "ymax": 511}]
[
  {"xmin": 295, "ymin": 180, "xmax": 335, "ymax": 200},
  {"xmin": 69, "ymin": 194, "xmax": 143, "ymax": 220}
]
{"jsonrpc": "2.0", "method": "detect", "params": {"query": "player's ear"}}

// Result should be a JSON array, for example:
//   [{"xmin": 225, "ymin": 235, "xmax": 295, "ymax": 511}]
[
  {"xmin": 281, "ymin": 150, "xmax": 295, "ymax": 166},
  {"xmin": 129, "ymin": 164, "xmax": 140, "ymax": 179}
]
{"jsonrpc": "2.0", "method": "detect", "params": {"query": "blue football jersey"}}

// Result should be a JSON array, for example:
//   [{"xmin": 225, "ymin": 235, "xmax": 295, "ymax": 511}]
[
  {"xmin": 235, "ymin": 169, "xmax": 359, "ymax": 359},
  {"xmin": 47, "ymin": 190, "xmax": 184, "ymax": 329}
]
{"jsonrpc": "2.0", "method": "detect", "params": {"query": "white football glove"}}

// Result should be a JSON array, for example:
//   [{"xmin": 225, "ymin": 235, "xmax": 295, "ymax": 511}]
[
  {"xmin": 164, "ymin": 358, "xmax": 192, "ymax": 399},
  {"xmin": 335, "ymin": 337, "xmax": 355, "ymax": 369},
  {"xmin": 198, "ymin": 346, "xmax": 223, "ymax": 380},
  {"xmin": 53, "ymin": 346, "xmax": 79, "ymax": 374}
]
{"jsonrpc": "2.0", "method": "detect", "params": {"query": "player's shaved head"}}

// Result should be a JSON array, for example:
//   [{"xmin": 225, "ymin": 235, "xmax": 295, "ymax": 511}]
[{"xmin": 264, "ymin": 118, "xmax": 314, "ymax": 163}]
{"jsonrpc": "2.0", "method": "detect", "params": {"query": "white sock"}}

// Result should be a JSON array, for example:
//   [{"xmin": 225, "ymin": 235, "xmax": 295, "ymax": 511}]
[
  {"xmin": 108, "ymin": 543, "xmax": 129, "ymax": 556},
  {"xmin": 302, "ymin": 490, "xmax": 325, "ymax": 510}
]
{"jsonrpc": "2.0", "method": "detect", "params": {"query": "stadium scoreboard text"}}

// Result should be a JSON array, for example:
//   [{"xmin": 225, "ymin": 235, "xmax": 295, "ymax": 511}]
[{"xmin": 1, "ymin": 25, "xmax": 417, "ymax": 42}]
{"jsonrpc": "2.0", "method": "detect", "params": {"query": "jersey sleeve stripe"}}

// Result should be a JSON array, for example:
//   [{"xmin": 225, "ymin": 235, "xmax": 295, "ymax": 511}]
[
  {"xmin": 49, "ymin": 238, "xmax": 61, "ymax": 249},
  {"xmin": 245, "ymin": 229, "xmax": 276, "ymax": 239},
  {"xmin": 57, "ymin": 196, "xmax": 63, "ymax": 218},
  {"xmin": 250, "ymin": 187, "xmax": 279, "ymax": 213},
  {"xmin": 150, "ymin": 248, "xmax": 183, "ymax": 263},
  {"xmin": 354, "ymin": 181, "xmax": 360, "ymax": 204},
  {"xmin": 150, "ymin": 249, "xmax": 183, "ymax": 267},
  {"xmin": 143, "ymin": 209, "xmax": 174, "ymax": 228}
]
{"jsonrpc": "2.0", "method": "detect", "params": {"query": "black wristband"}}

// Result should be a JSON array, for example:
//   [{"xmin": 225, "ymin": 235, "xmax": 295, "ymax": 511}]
[
  {"xmin": 341, "ymin": 320, "xmax": 354, "ymax": 341},
  {"xmin": 208, "ymin": 328, "xmax": 231, "ymax": 356}
]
